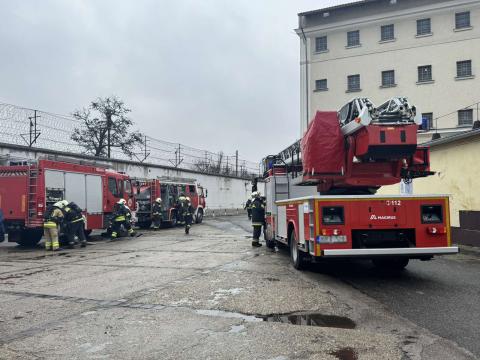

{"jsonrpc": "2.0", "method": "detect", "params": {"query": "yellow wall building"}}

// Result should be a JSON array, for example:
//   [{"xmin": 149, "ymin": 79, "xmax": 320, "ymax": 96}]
[{"xmin": 379, "ymin": 130, "xmax": 480, "ymax": 237}]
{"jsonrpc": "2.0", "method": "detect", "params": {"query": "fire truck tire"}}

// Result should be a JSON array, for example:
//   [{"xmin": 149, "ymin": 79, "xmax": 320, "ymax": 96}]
[
  {"xmin": 372, "ymin": 257, "xmax": 409, "ymax": 271},
  {"xmin": 137, "ymin": 221, "xmax": 152, "ymax": 229},
  {"xmin": 169, "ymin": 213, "xmax": 178, "ymax": 227},
  {"xmin": 195, "ymin": 209, "xmax": 204, "ymax": 224},
  {"xmin": 264, "ymin": 224, "xmax": 275, "ymax": 249},
  {"xmin": 289, "ymin": 231, "xmax": 307, "ymax": 270},
  {"xmin": 16, "ymin": 228, "xmax": 43, "ymax": 247}
]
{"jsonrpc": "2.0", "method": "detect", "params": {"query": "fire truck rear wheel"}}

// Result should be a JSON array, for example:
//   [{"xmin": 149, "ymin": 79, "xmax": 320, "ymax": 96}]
[
  {"xmin": 16, "ymin": 228, "xmax": 43, "ymax": 248},
  {"xmin": 169, "ymin": 213, "xmax": 177, "ymax": 227},
  {"xmin": 265, "ymin": 223, "xmax": 275, "ymax": 249},
  {"xmin": 372, "ymin": 257, "xmax": 409, "ymax": 271},
  {"xmin": 195, "ymin": 209, "xmax": 204, "ymax": 224},
  {"xmin": 289, "ymin": 231, "xmax": 307, "ymax": 270}
]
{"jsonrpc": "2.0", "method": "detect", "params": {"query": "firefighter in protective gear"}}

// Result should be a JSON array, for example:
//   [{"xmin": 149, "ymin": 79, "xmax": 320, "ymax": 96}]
[
  {"xmin": 64, "ymin": 201, "xmax": 87, "ymax": 248},
  {"xmin": 244, "ymin": 196, "xmax": 253, "ymax": 220},
  {"xmin": 180, "ymin": 196, "xmax": 194, "ymax": 234},
  {"xmin": 111, "ymin": 199, "xmax": 135, "ymax": 239},
  {"xmin": 176, "ymin": 193, "xmax": 187, "ymax": 225},
  {"xmin": 152, "ymin": 198, "xmax": 162, "ymax": 230},
  {"xmin": 43, "ymin": 201, "xmax": 64, "ymax": 251},
  {"xmin": 251, "ymin": 191, "xmax": 265, "ymax": 247}
]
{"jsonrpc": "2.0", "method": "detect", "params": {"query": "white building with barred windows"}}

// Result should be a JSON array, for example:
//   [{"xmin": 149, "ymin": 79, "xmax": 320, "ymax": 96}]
[{"xmin": 296, "ymin": 0, "xmax": 480, "ymax": 142}]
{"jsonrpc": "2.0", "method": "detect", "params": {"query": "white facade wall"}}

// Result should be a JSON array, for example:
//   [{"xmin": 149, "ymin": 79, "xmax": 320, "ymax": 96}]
[{"xmin": 298, "ymin": 0, "xmax": 480, "ymax": 140}]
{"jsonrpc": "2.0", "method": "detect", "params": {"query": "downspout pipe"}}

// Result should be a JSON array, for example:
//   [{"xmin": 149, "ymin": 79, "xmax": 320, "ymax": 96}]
[{"xmin": 300, "ymin": 17, "xmax": 309, "ymax": 133}]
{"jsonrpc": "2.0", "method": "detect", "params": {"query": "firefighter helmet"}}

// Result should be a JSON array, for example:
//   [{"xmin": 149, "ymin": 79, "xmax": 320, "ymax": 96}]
[
  {"xmin": 60, "ymin": 199, "xmax": 69, "ymax": 207},
  {"xmin": 155, "ymin": 197, "xmax": 162, "ymax": 203},
  {"xmin": 186, "ymin": 196, "xmax": 191, "ymax": 201},
  {"xmin": 53, "ymin": 201, "xmax": 64, "ymax": 209},
  {"xmin": 117, "ymin": 199, "xmax": 127, "ymax": 205}
]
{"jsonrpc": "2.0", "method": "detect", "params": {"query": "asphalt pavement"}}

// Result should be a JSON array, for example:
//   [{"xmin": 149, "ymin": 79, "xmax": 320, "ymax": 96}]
[
  {"xmin": 228, "ymin": 215, "xmax": 480, "ymax": 358},
  {"xmin": 0, "ymin": 216, "xmax": 477, "ymax": 359}
]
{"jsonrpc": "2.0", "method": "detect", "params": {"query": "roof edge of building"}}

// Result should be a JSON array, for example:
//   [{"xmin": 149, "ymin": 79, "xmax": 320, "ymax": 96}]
[
  {"xmin": 298, "ymin": 0, "xmax": 379, "ymax": 17},
  {"xmin": 424, "ymin": 128, "xmax": 480, "ymax": 148}
]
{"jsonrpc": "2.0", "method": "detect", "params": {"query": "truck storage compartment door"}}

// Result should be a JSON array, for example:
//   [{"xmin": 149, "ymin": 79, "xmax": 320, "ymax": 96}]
[
  {"xmin": 0, "ymin": 173, "xmax": 27, "ymax": 220},
  {"xmin": 86, "ymin": 175, "xmax": 102, "ymax": 214},
  {"xmin": 65, "ymin": 172, "xmax": 86, "ymax": 210},
  {"xmin": 45, "ymin": 170, "xmax": 65, "ymax": 206},
  {"xmin": 277, "ymin": 205, "xmax": 287, "ymax": 239}
]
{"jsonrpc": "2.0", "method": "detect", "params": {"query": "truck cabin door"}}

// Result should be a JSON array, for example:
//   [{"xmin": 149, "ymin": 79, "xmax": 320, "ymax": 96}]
[
  {"xmin": 107, "ymin": 177, "xmax": 121, "ymax": 209},
  {"xmin": 187, "ymin": 184, "xmax": 198, "ymax": 208},
  {"xmin": 123, "ymin": 180, "xmax": 134, "ymax": 209}
]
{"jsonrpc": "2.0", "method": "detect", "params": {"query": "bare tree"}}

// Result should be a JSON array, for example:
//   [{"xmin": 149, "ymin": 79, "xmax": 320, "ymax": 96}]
[{"xmin": 71, "ymin": 96, "xmax": 143, "ymax": 158}]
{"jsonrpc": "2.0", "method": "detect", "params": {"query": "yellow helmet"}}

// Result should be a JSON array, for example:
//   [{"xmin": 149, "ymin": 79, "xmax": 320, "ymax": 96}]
[{"xmin": 155, "ymin": 198, "xmax": 162, "ymax": 203}]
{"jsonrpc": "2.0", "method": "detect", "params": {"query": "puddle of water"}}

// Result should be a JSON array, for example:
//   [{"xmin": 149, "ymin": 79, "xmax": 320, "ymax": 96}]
[
  {"xmin": 261, "ymin": 313, "xmax": 356, "ymax": 329},
  {"xmin": 329, "ymin": 347, "xmax": 358, "ymax": 360},
  {"xmin": 228, "ymin": 324, "xmax": 245, "ymax": 333}
]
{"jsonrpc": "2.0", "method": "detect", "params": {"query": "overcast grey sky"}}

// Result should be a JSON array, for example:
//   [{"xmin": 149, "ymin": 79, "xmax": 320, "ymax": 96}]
[{"xmin": 0, "ymin": 0, "xmax": 353, "ymax": 161}]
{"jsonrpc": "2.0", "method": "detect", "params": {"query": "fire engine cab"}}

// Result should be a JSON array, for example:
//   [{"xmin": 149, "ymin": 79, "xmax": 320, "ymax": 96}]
[{"xmin": 263, "ymin": 97, "xmax": 458, "ymax": 270}]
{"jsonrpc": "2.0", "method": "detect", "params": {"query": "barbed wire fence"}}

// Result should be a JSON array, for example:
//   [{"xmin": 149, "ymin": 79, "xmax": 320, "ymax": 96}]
[{"xmin": 0, "ymin": 102, "xmax": 260, "ymax": 178}]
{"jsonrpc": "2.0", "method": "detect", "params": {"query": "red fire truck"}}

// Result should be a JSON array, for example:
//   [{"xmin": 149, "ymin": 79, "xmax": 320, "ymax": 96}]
[
  {"xmin": 263, "ymin": 97, "xmax": 458, "ymax": 270},
  {"xmin": 0, "ymin": 157, "xmax": 134, "ymax": 246},
  {"xmin": 133, "ymin": 177, "xmax": 206, "ymax": 229}
]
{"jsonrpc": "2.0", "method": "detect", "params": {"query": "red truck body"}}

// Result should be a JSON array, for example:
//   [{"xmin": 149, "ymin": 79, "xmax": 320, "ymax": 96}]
[{"xmin": 0, "ymin": 159, "xmax": 133, "ymax": 245}]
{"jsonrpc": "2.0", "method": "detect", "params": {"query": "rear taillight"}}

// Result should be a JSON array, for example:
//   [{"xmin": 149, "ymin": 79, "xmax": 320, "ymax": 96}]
[
  {"xmin": 421, "ymin": 205, "xmax": 443, "ymax": 224},
  {"xmin": 427, "ymin": 226, "xmax": 446, "ymax": 235},
  {"xmin": 321, "ymin": 228, "xmax": 342, "ymax": 236}
]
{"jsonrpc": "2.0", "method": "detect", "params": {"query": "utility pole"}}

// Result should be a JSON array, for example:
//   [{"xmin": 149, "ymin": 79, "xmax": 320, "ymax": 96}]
[
  {"xmin": 133, "ymin": 136, "xmax": 150, "ymax": 163},
  {"xmin": 235, "ymin": 150, "xmax": 238, "ymax": 177},
  {"xmin": 21, "ymin": 110, "xmax": 41, "ymax": 147},
  {"xmin": 106, "ymin": 110, "xmax": 112, "ymax": 158},
  {"xmin": 169, "ymin": 144, "xmax": 183, "ymax": 168}
]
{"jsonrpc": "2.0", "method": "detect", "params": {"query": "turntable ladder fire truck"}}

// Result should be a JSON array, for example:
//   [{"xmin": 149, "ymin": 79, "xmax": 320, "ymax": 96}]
[
  {"xmin": 263, "ymin": 97, "xmax": 459, "ymax": 270},
  {"xmin": 0, "ymin": 157, "xmax": 134, "ymax": 246}
]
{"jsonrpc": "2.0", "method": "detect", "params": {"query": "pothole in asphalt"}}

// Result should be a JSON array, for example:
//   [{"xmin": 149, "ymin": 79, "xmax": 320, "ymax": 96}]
[
  {"xmin": 329, "ymin": 347, "xmax": 358, "ymax": 360},
  {"xmin": 261, "ymin": 313, "xmax": 356, "ymax": 329}
]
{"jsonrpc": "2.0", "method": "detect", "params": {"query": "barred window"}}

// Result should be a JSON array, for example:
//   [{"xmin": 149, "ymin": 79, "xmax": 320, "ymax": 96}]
[
  {"xmin": 455, "ymin": 12, "xmax": 471, "ymax": 29},
  {"xmin": 457, "ymin": 60, "xmax": 472, "ymax": 78},
  {"xmin": 315, "ymin": 36, "xmax": 328, "ymax": 52},
  {"xmin": 381, "ymin": 24, "xmax": 394, "ymax": 41},
  {"xmin": 315, "ymin": 79, "xmax": 328, "ymax": 91},
  {"xmin": 347, "ymin": 74, "xmax": 361, "ymax": 91},
  {"xmin": 347, "ymin": 30, "xmax": 360, "ymax": 47},
  {"xmin": 422, "ymin": 113, "xmax": 433, "ymax": 130},
  {"xmin": 418, "ymin": 65, "xmax": 432, "ymax": 82},
  {"xmin": 458, "ymin": 109, "xmax": 473, "ymax": 126},
  {"xmin": 381, "ymin": 70, "xmax": 395, "ymax": 87},
  {"xmin": 417, "ymin": 18, "xmax": 431, "ymax": 35}
]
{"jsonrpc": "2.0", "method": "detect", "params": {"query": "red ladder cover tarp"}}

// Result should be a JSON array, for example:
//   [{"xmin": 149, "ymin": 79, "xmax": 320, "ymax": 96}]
[{"xmin": 301, "ymin": 111, "xmax": 345, "ymax": 175}]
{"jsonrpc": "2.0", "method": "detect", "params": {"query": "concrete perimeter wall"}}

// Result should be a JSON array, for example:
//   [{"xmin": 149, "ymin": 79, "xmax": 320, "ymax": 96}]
[{"xmin": 0, "ymin": 143, "xmax": 255, "ymax": 211}]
